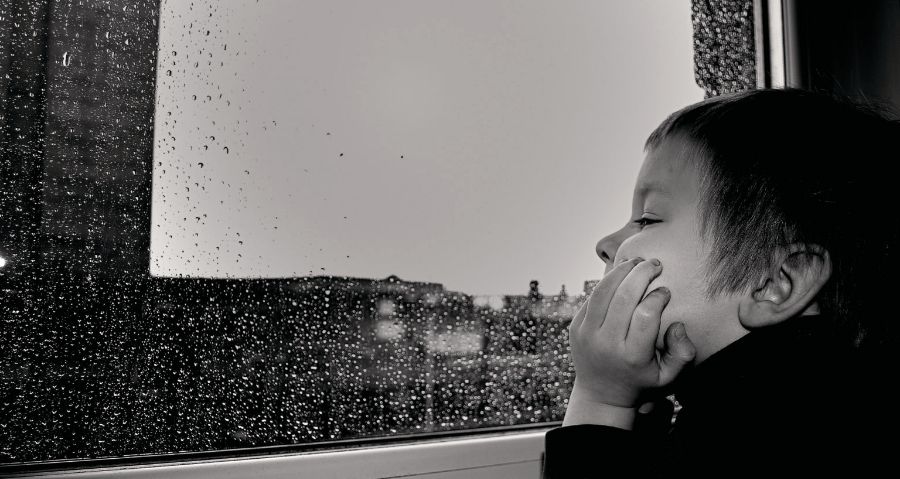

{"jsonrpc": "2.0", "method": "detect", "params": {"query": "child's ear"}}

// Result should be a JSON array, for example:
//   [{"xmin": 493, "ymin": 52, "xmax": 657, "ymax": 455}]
[{"xmin": 738, "ymin": 243, "xmax": 832, "ymax": 328}]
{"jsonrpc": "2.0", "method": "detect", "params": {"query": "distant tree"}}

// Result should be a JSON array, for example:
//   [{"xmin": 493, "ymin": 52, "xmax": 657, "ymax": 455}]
[{"xmin": 528, "ymin": 280, "xmax": 542, "ymax": 302}]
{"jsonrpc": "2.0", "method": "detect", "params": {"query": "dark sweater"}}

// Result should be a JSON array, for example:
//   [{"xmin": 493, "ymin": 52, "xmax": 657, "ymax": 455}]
[{"xmin": 543, "ymin": 315, "xmax": 893, "ymax": 478}]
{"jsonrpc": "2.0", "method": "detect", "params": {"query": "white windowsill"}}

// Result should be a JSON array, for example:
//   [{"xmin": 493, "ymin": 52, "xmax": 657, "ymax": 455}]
[{"xmin": 12, "ymin": 428, "xmax": 551, "ymax": 479}]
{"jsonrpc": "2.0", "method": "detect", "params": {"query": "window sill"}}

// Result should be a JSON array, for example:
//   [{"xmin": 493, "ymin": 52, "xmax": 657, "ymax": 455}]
[{"xmin": 9, "ymin": 427, "xmax": 552, "ymax": 479}]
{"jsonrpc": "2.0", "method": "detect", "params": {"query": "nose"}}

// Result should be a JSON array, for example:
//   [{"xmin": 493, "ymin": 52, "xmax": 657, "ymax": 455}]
[{"xmin": 596, "ymin": 225, "xmax": 631, "ymax": 273}]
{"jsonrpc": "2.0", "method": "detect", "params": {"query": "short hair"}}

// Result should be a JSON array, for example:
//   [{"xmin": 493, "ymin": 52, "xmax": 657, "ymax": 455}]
[{"xmin": 645, "ymin": 88, "xmax": 900, "ymax": 349}]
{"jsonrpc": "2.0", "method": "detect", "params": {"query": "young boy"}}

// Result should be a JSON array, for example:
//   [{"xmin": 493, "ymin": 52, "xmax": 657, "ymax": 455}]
[{"xmin": 543, "ymin": 88, "xmax": 900, "ymax": 477}]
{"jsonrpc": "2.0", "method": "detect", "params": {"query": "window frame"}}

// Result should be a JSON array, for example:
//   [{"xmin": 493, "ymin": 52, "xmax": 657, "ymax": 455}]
[
  {"xmin": 0, "ymin": 424, "xmax": 553, "ymax": 477},
  {"xmin": 1, "ymin": 0, "xmax": 764, "ymax": 472}
]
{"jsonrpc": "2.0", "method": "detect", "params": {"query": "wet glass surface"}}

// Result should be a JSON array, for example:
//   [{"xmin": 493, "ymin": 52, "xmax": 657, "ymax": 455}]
[{"xmin": 0, "ymin": 0, "xmax": 750, "ymax": 464}]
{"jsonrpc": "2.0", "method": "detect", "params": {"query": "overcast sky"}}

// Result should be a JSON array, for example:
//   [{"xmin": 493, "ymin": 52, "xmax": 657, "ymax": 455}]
[{"xmin": 151, "ymin": 0, "xmax": 704, "ymax": 296}]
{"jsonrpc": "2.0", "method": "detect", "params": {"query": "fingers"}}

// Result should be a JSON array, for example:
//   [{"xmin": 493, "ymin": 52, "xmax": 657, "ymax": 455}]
[
  {"xmin": 624, "ymin": 286, "xmax": 669, "ymax": 364},
  {"xmin": 602, "ymin": 259, "xmax": 663, "ymax": 340},
  {"xmin": 657, "ymin": 322, "xmax": 696, "ymax": 386},
  {"xmin": 578, "ymin": 257, "xmax": 642, "ymax": 331},
  {"xmin": 568, "ymin": 298, "xmax": 588, "ymax": 335}
]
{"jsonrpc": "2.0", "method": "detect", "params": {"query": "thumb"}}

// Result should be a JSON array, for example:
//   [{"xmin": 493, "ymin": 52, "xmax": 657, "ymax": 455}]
[{"xmin": 658, "ymin": 322, "xmax": 696, "ymax": 386}]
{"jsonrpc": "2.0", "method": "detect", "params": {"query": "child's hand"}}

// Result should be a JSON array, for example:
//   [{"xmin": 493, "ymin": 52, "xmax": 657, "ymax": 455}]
[{"xmin": 564, "ymin": 257, "xmax": 696, "ymax": 427}]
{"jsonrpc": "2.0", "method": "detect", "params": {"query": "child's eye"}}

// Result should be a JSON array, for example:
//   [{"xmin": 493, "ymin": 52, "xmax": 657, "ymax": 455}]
[{"xmin": 633, "ymin": 217, "xmax": 660, "ymax": 229}]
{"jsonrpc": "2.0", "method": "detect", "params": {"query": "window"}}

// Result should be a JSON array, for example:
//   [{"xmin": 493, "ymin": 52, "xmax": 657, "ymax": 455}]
[{"xmin": 0, "ymin": 0, "xmax": 707, "ymax": 467}]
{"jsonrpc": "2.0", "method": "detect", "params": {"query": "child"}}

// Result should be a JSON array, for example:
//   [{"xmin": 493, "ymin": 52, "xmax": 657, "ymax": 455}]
[{"xmin": 543, "ymin": 88, "xmax": 900, "ymax": 477}]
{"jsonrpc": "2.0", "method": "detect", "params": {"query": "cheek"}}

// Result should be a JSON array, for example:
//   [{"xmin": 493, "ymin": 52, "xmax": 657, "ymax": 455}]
[
  {"xmin": 616, "ymin": 235, "xmax": 666, "ymax": 271},
  {"xmin": 645, "ymin": 257, "xmax": 678, "ymax": 295},
  {"xmin": 651, "ymin": 265, "xmax": 720, "ymax": 350},
  {"xmin": 653, "ymin": 288, "xmax": 697, "ymax": 350},
  {"xmin": 647, "ymin": 266, "xmax": 692, "ymax": 347},
  {"xmin": 653, "ymin": 279, "xmax": 678, "ymax": 348}
]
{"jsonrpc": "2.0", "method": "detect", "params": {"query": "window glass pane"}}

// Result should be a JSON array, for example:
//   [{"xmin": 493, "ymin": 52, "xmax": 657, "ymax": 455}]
[{"xmin": 1, "ymin": 0, "xmax": 705, "ymax": 464}]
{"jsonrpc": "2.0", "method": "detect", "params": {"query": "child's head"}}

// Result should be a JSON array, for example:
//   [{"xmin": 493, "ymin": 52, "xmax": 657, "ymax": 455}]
[{"xmin": 596, "ymin": 88, "xmax": 900, "ymax": 362}]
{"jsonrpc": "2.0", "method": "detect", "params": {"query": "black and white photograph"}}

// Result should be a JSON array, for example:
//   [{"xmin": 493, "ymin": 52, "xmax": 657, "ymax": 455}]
[{"xmin": 2, "ymin": 1, "xmax": 899, "ymax": 477}]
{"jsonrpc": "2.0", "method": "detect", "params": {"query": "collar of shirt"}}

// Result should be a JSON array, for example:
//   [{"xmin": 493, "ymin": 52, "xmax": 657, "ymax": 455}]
[{"xmin": 671, "ymin": 314, "xmax": 847, "ymax": 408}]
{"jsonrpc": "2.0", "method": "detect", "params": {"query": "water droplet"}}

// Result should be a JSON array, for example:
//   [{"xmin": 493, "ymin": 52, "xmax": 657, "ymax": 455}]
[{"xmin": 62, "ymin": 51, "xmax": 72, "ymax": 67}]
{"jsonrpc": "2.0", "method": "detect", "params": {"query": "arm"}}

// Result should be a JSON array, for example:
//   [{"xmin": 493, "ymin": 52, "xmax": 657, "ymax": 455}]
[
  {"xmin": 542, "ymin": 424, "xmax": 639, "ymax": 478},
  {"xmin": 543, "ymin": 397, "xmax": 674, "ymax": 478},
  {"xmin": 561, "ymin": 386, "xmax": 635, "ymax": 430},
  {"xmin": 542, "ymin": 258, "xmax": 692, "ymax": 477}
]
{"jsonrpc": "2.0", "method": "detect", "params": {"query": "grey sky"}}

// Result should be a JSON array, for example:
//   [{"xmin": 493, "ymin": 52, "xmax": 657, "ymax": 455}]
[{"xmin": 151, "ymin": 0, "xmax": 703, "ymax": 296}]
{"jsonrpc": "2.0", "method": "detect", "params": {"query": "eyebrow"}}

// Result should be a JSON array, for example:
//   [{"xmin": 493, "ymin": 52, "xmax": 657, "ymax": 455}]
[{"xmin": 634, "ymin": 181, "xmax": 671, "ymax": 199}]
